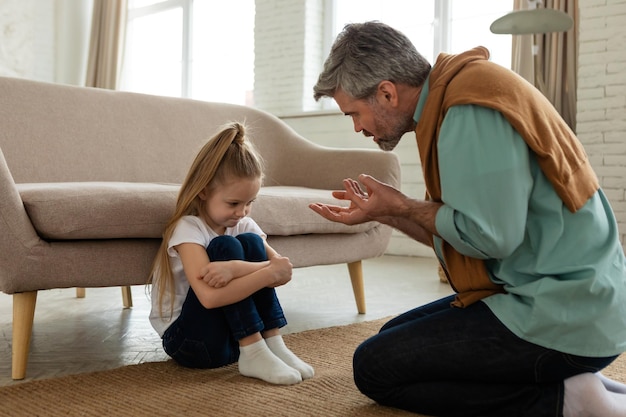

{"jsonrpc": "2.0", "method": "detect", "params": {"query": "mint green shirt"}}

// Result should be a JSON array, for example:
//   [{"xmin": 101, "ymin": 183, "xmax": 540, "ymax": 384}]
[{"xmin": 414, "ymin": 78, "xmax": 626, "ymax": 357}]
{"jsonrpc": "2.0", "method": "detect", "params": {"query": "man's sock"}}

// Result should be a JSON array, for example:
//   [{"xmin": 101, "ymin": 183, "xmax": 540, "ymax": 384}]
[
  {"xmin": 265, "ymin": 335, "xmax": 315, "ymax": 380},
  {"xmin": 563, "ymin": 373, "xmax": 626, "ymax": 417},
  {"xmin": 596, "ymin": 371, "xmax": 626, "ymax": 394},
  {"xmin": 238, "ymin": 339, "xmax": 302, "ymax": 385}
]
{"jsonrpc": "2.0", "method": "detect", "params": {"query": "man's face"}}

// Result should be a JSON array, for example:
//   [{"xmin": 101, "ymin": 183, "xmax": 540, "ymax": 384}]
[{"xmin": 333, "ymin": 87, "xmax": 414, "ymax": 151}]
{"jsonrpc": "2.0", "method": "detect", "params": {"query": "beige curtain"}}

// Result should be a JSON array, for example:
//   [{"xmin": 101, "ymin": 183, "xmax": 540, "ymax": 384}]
[
  {"xmin": 86, "ymin": 0, "xmax": 128, "ymax": 90},
  {"xmin": 511, "ymin": 0, "xmax": 578, "ymax": 131}
]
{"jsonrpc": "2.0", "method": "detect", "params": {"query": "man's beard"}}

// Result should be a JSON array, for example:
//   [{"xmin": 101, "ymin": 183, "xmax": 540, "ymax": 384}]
[{"xmin": 370, "ymin": 101, "xmax": 416, "ymax": 151}]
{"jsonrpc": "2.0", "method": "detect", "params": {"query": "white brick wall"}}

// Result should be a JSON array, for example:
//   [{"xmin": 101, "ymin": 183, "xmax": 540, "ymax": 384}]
[
  {"xmin": 0, "ymin": 0, "xmax": 83, "ymax": 84},
  {"xmin": 0, "ymin": 0, "xmax": 39, "ymax": 79},
  {"xmin": 254, "ymin": 0, "xmax": 324, "ymax": 113},
  {"xmin": 577, "ymin": 0, "xmax": 626, "ymax": 247}
]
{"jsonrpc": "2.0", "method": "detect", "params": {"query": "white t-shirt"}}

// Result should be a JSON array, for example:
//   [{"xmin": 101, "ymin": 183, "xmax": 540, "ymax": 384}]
[{"xmin": 149, "ymin": 215, "xmax": 265, "ymax": 337}]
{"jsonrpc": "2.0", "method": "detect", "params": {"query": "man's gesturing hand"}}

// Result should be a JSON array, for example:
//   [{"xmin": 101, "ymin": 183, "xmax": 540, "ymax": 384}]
[{"xmin": 308, "ymin": 174, "xmax": 404, "ymax": 226}]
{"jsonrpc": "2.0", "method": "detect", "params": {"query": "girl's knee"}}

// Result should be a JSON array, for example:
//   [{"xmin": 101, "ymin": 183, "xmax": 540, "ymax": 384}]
[
  {"xmin": 236, "ymin": 233, "xmax": 267, "ymax": 261},
  {"xmin": 236, "ymin": 232, "xmax": 263, "ymax": 246},
  {"xmin": 207, "ymin": 235, "xmax": 244, "ymax": 261}
]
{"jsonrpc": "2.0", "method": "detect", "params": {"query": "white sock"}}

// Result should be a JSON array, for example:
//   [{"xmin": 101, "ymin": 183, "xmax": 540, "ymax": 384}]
[
  {"xmin": 596, "ymin": 371, "xmax": 626, "ymax": 394},
  {"xmin": 238, "ymin": 339, "xmax": 302, "ymax": 385},
  {"xmin": 563, "ymin": 373, "xmax": 626, "ymax": 417},
  {"xmin": 265, "ymin": 335, "xmax": 314, "ymax": 380}
]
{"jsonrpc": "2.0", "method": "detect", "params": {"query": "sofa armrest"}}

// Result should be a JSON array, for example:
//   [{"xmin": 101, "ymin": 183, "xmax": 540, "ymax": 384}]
[
  {"xmin": 0, "ymin": 148, "xmax": 41, "ymax": 293},
  {"xmin": 292, "ymin": 144, "xmax": 401, "ymax": 191},
  {"xmin": 253, "ymin": 120, "xmax": 401, "ymax": 191}
]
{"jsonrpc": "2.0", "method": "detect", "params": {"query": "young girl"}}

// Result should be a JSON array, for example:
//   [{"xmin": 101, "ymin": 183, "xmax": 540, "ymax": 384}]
[{"xmin": 149, "ymin": 122, "xmax": 314, "ymax": 385}]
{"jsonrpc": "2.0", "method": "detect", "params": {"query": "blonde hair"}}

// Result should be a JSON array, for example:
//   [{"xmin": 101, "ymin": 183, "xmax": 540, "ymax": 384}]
[{"xmin": 149, "ymin": 122, "xmax": 263, "ymax": 317}]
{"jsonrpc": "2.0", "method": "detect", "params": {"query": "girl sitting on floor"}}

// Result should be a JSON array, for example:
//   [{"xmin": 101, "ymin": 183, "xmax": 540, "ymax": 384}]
[{"xmin": 149, "ymin": 122, "xmax": 314, "ymax": 385}]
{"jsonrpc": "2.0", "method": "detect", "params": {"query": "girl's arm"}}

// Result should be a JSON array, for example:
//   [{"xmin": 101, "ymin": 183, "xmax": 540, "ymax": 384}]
[
  {"xmin": 264, "ymin": 241, "xmax": 281, "ymax": 260},
  {"xmin": 201, "ymin": 259, "xmax": 269, "ymax": 288},
  {"xmin": 198, "ymin": 239, "xmax": 281, "ymax": 287},
  {"xmin": 176, "ymin": 242, "xmax": 292, "ymax": 309}
]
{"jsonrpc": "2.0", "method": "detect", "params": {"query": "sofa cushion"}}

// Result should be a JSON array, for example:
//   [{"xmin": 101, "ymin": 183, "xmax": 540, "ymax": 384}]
[
  {"xmin": 254, "ymin": 186, "xmax": 377, "ymax": 235},
  {"xmin": 18, "ymin": 183, "xmax": 376, "ymax": 240},
  {"xmin": 18, "ymin": 182, "xmax": 178, "ymax": 240}
]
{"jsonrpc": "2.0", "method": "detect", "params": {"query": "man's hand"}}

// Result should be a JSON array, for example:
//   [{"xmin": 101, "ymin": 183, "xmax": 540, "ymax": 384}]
[
  {"xmin": 310, "ymin": 174, "xmax": 442, "ymax": 245},
  {"xmin": 309, "ymin": 174, "xmax": 403, "ymax": 225}
]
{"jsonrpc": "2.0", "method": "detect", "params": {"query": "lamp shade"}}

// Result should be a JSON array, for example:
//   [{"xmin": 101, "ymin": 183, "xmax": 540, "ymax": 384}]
[{"xmin": 490, "ymin": 8, "xmax": 573, "ymax": 34}]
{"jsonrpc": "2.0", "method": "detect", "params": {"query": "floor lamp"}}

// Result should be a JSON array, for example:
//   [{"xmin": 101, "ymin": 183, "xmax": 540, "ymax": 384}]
[
  {"xmin": 489, "ymin": 1, "xmax": 573, "ymax": 35},
  {"xmin": 489, "ymin": 0, "xmax": 573, "ymax": 91}
]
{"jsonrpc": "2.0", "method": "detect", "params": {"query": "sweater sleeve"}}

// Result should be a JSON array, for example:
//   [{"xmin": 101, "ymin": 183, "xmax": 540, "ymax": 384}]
[{"xmin": 434, "ymin": 104, "xmax": 533, "ymax": 259}]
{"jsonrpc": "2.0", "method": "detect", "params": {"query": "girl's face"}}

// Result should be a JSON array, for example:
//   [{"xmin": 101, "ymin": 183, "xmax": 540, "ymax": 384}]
[{"xmin": 199, "ymin": 176, "xmax": 261, "ymax": 235}]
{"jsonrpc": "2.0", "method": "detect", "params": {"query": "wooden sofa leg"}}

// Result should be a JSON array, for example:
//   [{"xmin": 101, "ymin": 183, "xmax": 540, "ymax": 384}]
[
  {"xmin": 348, "ymin": 261, "xmax": 366, "ymax": 314},
  {"xmin": 121, "ymin": 286, "xmax": 133, "ymax": 308},
  {"xmin": 12, "ymin": 291, "xmax": 38, "ymax": 380},
  {"xmin": 76, "ymin": 288, "xmax": 86, "ymax": 298}
]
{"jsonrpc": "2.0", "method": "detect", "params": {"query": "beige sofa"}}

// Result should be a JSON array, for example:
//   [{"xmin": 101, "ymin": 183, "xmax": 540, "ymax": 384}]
[{"xmin": 0, "ymin": 76, "xmax": 401, "ymax": 380}]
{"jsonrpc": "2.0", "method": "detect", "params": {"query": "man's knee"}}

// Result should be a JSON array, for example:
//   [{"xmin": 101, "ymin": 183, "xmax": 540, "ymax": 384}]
[{"xmin": 353, "ymin": 340, "xmax": 392, "ymax": 404}]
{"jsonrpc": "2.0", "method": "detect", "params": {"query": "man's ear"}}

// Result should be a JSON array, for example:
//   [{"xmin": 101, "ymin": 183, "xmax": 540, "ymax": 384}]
[{"xmin": 376, "ymin": 81, "xmax": 399, "ymax": 106}]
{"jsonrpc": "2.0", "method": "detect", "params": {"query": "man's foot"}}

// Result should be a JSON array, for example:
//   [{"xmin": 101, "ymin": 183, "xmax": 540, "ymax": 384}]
[
  {"xmin": 563, "ymin": 373, "xmax": 626, "ymax": 417},
  {"xmin": 596, "ymin": 371, "xmax": 626, "ymax": 394}
]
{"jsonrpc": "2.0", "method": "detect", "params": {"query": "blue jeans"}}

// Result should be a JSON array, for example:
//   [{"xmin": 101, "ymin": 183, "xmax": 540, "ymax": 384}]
[
  {"xmin": 353, "ymin": 295, "xmax": 617, "ymax": 417},
  {"xmin": 162, "ymin": 233, "xmax": 287, "ymax": 369}
]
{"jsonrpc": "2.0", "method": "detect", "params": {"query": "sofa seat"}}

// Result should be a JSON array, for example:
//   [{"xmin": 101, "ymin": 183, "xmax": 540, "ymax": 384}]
[{"xmin": 18, "ymin": 182, "xmax": 376, "ymax": 240}]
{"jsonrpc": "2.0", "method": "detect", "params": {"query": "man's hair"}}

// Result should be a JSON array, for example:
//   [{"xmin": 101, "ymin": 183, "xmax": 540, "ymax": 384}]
[{"xmin": 313, "ymin": 21, "xmax": 431, "ymax": 101}]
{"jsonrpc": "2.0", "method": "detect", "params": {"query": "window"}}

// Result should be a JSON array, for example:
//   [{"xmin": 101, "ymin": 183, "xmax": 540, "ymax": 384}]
[
  {"xmin": 122, "ymin": 1, "xmax": 184, "ymax": 98},
  {"xmin": 121, "ymin": 0, "xmax": 255, "ymax": 105},
  {"xmin": 331, "ymin": 0, "xmax": 513, "ymax": 69},
  {"xmin": 121, "ymin": 1, "xmax": 513, "ymax": 110}
]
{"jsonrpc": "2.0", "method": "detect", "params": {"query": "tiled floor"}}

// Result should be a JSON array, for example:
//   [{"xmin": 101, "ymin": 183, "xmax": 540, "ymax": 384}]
[{"xmin": 0, "ymin": 255, "xmax": 453, "ymax": 386}]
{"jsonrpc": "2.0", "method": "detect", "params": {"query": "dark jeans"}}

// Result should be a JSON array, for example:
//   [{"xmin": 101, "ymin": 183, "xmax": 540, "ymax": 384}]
[
  {"xmin": 162, "ymin": 233, "xmax": 287, "ymax": 369},
  {"xmin": 353, "ymin": 295, "xmax": 617, "ymax": 417}
]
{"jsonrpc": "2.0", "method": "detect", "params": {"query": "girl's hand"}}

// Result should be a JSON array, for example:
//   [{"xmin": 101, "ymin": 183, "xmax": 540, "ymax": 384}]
[
  {"xmin": 199, "ymin": 261, "xmax": 235, "ymax": 288},
  {"xmin": 266, "ymin": 256, "xmax": 293, "ymax": 287}
]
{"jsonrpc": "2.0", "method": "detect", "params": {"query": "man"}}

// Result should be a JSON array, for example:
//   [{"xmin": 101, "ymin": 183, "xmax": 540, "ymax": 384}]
[{"xmin": 309, "ymin": 21, "xmax": 626, "ymax": 417}]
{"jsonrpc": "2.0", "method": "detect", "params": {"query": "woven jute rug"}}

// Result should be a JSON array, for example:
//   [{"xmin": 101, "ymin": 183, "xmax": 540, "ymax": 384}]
[{"xmin": 2, "ymin": 318, "xmax": 626, "ymax": 417}]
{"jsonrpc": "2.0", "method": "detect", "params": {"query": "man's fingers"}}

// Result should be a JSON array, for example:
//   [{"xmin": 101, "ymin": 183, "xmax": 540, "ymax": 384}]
[
  {"xmin": 331, "ymin": 190, "xmax": 348, "ymax": 199},
  {"xmin": 309, "ymin": 203, "xmax": 350, "ymax": 223},
  {"xmin": 358, "ymin": 174, "xmax": 380, "ymax": 190},
  {"xmin": 310, "ymin": 203, "xmax": 340, "ymax": 216}
]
